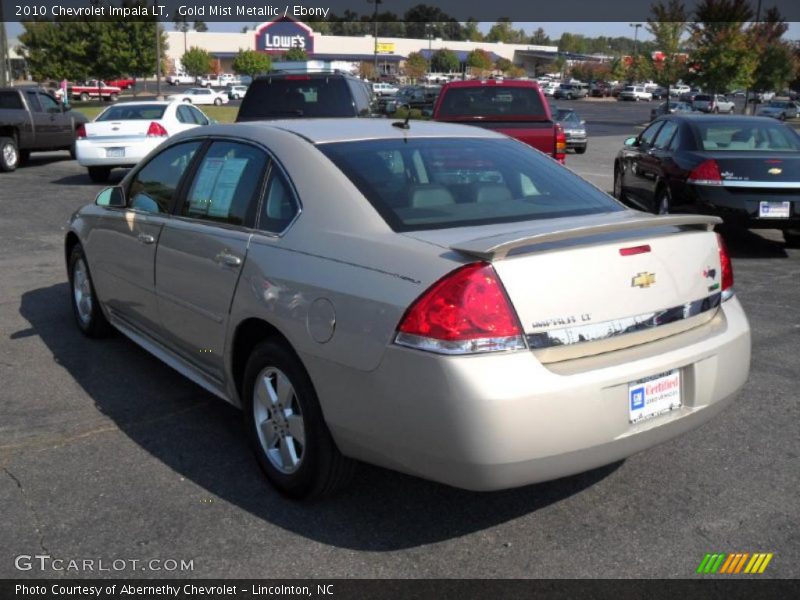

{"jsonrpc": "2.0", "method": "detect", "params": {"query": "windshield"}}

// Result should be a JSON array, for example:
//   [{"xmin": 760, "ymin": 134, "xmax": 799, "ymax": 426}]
[
  {"xmin": 238, "ymin": 77, "xmax": 355, "ymax": 119},
  {"xmin": 319, "ymin": 138, "xmax": 622, "ymax": 232},
  {"xmin": 697, "ymin": 122, "xmax": 800, "ymax": 151},
  {"xmin": 436, "ymin": 86, "xmax": 548, "ymax": 120},
  {"xmin": 97, "ymin": 105, "xmax": 167, "ymax": 121}
]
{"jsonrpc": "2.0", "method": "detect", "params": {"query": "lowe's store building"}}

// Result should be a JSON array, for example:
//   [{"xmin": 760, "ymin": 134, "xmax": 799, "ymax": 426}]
[{"xmin": 164, "ymin": 17, "xmax": 559, "ymax": 76}]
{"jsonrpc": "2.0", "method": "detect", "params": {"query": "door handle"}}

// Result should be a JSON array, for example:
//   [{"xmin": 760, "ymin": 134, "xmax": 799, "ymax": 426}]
[
  {"xmin": 215, "ymin": 252, "xmax": 242, "ymax": 267},
  {"xmin": 137, "ymin": 233, "xmax": 155, "ymax": 244}
]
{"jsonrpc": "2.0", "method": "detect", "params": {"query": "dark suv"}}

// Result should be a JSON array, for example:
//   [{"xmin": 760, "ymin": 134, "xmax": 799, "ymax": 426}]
[{"xmin": 236, "ymin": 72, "xmax": 375, "ymax": 121}]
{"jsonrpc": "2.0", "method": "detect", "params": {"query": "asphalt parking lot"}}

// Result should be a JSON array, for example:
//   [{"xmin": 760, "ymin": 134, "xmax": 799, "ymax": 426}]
[{"xmin": 0, "ymin": 102, "xmax": 798, "ymax": 579}]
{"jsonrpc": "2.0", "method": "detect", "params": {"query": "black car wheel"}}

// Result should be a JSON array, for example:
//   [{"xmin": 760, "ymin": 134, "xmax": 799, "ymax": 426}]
[
  {"xmin": 0, "ymin": 136, "xmax": 19, "ymax": 172},
  {"xmin": 613, "ymin": 164, "xmax": 626, "ymax": 201},
  {"xmin": 68, "ymin": 244, "xmax": 113, "ymax": 338},
  {"xmin": 243, "ymin": 339, "xmax": 356, "ymax": 499}
]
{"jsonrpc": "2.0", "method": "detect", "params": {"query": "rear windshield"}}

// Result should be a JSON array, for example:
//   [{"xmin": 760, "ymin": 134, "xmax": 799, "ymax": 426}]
[
  {"xmin": 97, "ymin": 105, "xmax": 167, "ymax": 121},
  {"xmin": 238, "ymin": 76, "xmax": 355, "ymax": 120},
  {"xmin": 0, "ymin": 91, "xmax": 23, "ymax": 109},
  {"xmin": 436, "ymin": 86, "xmax": 548, "ymax": 120},
  {"xmin": 694, "ymin": 95, "xmax": 712, "ymax": 101},
  {"xmin": 319, "ymin": 138, "xmax": 622, "ymax": 232},
  {"xmin": 696, "ymin": 122, "xmax": 800, "ymax": 151}
]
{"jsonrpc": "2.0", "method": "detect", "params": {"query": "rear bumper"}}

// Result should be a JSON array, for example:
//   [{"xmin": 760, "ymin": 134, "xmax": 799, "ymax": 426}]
[
  {"xmin": 309, "ymin": 297, "xmax": 750, "ymax": 491},
  {"xmin": 76, "ymin": 138, "xmax": 161, "ymax": 167},
  {"xmin": 688, "ymin": 184, "xmax": 800, "ymax": 229}
]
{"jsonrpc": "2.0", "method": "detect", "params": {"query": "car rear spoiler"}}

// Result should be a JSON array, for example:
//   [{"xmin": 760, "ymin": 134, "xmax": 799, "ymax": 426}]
[{"xmin": 451, "ymin": 215, "xmax": 722, "ymax": 260}]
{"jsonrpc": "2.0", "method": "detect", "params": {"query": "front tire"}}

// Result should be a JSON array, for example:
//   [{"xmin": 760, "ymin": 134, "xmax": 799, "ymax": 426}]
[
  {"xmin": 68, "ymin": 245, "xmax": 113, "ymax": 338},
  {"xmin": 655, "ymin": 185, "xmax": 671, "ymax": 215},
  {"xmin": 214, "ymin": 97, "xmax": 222, "ymax": 106},
  {"xmin": 87, "ymin": 167, "xmax": 111, "ymax": 183},
  {"xmin": 613, "ymin": 164, "xmax": 626, "ymax": 201},
  {"xmin": 0, "ymin": 136, "xmax": 19, "ymax": 172},
  {"xmin": 243, "ymin": 340, "xmax": 356, "ymax": 499}
]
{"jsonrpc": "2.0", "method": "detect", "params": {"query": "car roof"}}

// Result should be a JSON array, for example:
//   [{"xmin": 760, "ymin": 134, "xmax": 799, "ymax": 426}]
[
  {"xmin": 660, "ymin": 114, "xmax": 779, "ymax": 125},
  {"xmin": 441, "ymin": 79, "xmax": 539, "ymax": 89},
  {"xmin": 223, "ymin": 118, "xmax": 506, "ymax": 144},
  {"xmin": 106, "ymin": 101, "xmax": 172, "ymax": 106}
]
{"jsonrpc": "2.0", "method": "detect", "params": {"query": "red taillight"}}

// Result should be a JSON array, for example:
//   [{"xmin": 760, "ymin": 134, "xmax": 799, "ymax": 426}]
[
  {"xmin": 555, "ymin": 124, "xmax": 567, "ymax": 164},
  {"xmin": 619, "ymin": 244, "xmax": 651, "ymax": 256},
  {"xmin": 687, "ymin": 159, "xmax": 722, "ymax": 185},
  {"xmin": 716, "ymin": 233, "xmax": 734, "ymax": 298},
  {"xmin": 395, "ymin": 262, "xmax": 525, "ymax": 354},
  {"xmin": 146, "ymin": 121, "xmax": 168, "ymax": 137},
  {"xmin": 76, "ymin": 124, "xmax": 86, "ymax": 139}
]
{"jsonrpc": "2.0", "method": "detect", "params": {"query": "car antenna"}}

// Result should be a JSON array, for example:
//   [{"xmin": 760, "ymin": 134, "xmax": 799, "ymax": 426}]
[{"xmin": 392, "ymin": 104, "xmax": 412, "ymax": 130}]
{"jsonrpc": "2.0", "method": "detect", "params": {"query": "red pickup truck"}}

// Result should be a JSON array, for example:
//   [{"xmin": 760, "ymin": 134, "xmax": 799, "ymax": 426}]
[
  {"xmin": 70, "ymin": 81, "xmax": 122, "ymax": 102},
  {"xmin": 432, "ymin": 79, "xmax": 566, "ymax": 163},
  {"xmin": 106, "ymin": 77, "xmax": 136, "ymax": 90}
]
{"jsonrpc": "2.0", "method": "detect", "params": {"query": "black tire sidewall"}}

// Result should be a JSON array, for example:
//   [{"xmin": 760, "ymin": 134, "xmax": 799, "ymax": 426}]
[{"xmin": 243, "ymin": 340, "xmax": 334, "ymax": 499}]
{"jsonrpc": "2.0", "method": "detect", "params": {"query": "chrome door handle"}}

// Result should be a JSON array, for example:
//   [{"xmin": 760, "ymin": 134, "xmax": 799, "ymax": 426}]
[
  {"xmin": 215, "ymin": 252, "xmax": 242, "ymax": 267},
  {"xmin": 137, "ymin": 233, "xmax": 155, "ymax": 244}
]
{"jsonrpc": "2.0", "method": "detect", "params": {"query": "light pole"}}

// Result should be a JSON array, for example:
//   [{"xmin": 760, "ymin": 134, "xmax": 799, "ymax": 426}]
[
  {"xmin": 0, "ymin": 1, "xmax": 8, "ymax": 87},
  {"xmin": 425, "ymin": 24, "xmax": 434, "ymax": 74},
  {"xmin": 629, "ymin": 23, "xmax": 642, "ymax": 81},
  {"xmin": 367, "ymin": 0, "xmax": 382, "ymax": 78},
  {"xmin": 742, "ymin": 0, "xmax": 763, "ymax": 114}
]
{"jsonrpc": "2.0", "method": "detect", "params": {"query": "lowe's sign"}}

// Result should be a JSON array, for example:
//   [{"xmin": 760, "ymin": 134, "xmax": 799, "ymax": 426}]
[{"xmin": 254, "ymin": 18, "xmax": 314, "ymax": 54}]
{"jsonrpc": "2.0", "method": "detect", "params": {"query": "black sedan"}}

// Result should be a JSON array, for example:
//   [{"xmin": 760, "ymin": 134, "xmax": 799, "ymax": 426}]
[{"xmin": 613, "ymin": 114, "xmax": 800, "ymax": 246}]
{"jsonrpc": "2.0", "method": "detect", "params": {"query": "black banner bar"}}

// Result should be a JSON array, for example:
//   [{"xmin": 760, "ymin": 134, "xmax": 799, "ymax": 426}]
[
  {"xmin": 2, "ymin": 579, "xmax": 799, "ymax": 600},
  {"xmin": 3, "ymin": 0, "xmax": 800, "ymax": 22}
]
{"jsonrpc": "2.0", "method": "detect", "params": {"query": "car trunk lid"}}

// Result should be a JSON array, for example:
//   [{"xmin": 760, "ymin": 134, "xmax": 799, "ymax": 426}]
[{"xmin": 84, "ymin": 120, "xmax": 157, "ymax": 140}]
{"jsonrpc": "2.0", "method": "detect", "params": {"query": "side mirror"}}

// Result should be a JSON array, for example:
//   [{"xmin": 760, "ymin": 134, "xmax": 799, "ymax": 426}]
[
  {"xmin": 95, "ymin": 186, "xmax": 125, "ymax": 208},
  {"xmin": 624, "ymin": 137, "xmax": 638, "ymax": 146}
]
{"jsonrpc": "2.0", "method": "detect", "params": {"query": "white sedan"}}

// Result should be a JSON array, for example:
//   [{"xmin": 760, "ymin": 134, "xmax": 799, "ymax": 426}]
[
  {"xmin": 75, "ymin": 101, "xmax": 211, "ymax": 182},
  {"xmin": 168, "ymin": 87, "xmax": 229, "ymax": 106}
]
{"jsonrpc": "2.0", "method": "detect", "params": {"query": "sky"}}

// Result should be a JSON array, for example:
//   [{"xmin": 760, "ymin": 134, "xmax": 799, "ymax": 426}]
[{"xmin": 6, "ymin": 20, "xmax": 800, "ymax": 43}]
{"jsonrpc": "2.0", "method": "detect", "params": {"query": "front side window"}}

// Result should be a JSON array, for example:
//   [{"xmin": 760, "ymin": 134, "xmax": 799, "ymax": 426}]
[
  {"xmin": 319, "ymin": 138, "xmax": 622, "ymax": 232},
  {"xmin": 182, "ymin": 141, "xmax": 267, "ymax": 226},
  {"xmin": 128, "ymin": 141, "xmax": 202, "ymax": 214},
  {"xmin": 640, "ymin": 121, "xmax": 664, "ymax": 146},
  {"xmin": 188, "ymin": 106, "xmax": 209, "ymax": 125},
  {"xmin": 37, "ymin": 93, "xmax": 61, "ymax": 113}
]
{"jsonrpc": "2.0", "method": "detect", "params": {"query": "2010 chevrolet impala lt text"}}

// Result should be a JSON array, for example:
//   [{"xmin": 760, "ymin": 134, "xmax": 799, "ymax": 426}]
[{"xmin": 64, "ymin": 119, "xmax": 751, "ymax": 498}]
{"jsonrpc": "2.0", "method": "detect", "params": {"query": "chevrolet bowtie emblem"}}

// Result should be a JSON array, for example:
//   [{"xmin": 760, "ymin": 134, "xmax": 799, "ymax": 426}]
[
  {"xmin": 632, "ymin": 272, "xmax": 656, "ymax": 288},
  {"xmin": 768, "ymin": 167, "xmax": 782, "ymax": 175}
]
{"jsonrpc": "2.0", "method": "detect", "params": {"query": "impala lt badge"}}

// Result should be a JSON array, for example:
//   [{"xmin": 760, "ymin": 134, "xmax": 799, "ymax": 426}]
[{"xmin": 632, "ymin": 272, "xmax": 656, "ymax": 288}]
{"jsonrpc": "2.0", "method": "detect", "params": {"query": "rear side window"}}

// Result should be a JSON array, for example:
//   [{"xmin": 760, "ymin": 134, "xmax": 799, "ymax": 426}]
[
  {"xmin": 128, "ymin": 142, "xmax": 202, "ymax": 214},
  {"xmin": 436, "ymin": 86, "xmax": 547, "ymax": 120},
  {"xmin": 653, "ymin": 121, "xmax": 678, "ymax": 149},
  {"xmin": 98, "ymin": 105, "xmax": 167, "ymax": 121},
  {"xmin": 182, "ymin": 141, "xmax": 267, "ymax": 226},
  {"xmin": 319, "ymin": 138, "xmax": 622, "ymax": 232},
  {"xmin": 238, "ymin": 77, "xmax": 356, "ymax": 120},
  {"xmin": 0, "ymin": 91, "xmax": 23, "ymax": 109},
  {"xmin": 258, "ymin": 168, "xmax": 299, "ymax": 233}
]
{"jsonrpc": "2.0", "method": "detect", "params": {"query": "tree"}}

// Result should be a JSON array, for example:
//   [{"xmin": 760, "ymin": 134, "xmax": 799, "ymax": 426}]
[
  {"xmin": 359, "ymin": 61, "xmax": 376, "ymax": 80},
  {"xmin": 430, "ymin": 48, "xmax": 459, "ymax": 73},
  {"xmin": 193, "ymin": 21, "xmax": 208, "ymax": 33},
  {"xmin": 466, "ymin": 49, "xmax": 493, "ymax": 75},
  {"xmin": 232, "ymin": 49, "xmax": 272, "ymax": 78},
  {"xmin": 495, "ymin": 57, "xmax": 513, "ymax": 73},
  {"xmin": 530, "ymin": 28, "xmax": 551, "ymax": 46},
  {"xmin": 687, "ymin": 0, "xmax": 755, "ymax": 94},
  {"xmin": 463, "ymin": 19, "xmax": 483, "ymax": 42},
  {"xmin": 486, "ymin": 19, "xmax": 526, "ymax": 44},
  {"xmin": 404, "ymin": 52, "xmax": 427, "ymax": 80},
  {"xmin": 181, "ymin": 46, "xmax": 212, "ymax": 78},
  {"xmin": 647, "ymin": 0, "xmax": 688, "ymax": 96},
  {"xmin": 749, "ymin": 8, "xmax": 797, "ymax": 94},
  {"xmin": 507, "ymin": 66, "xmax": 526, "ymax": 78},
  {"xmin": 282, "ymin": 47, "xmax": 308, "ymax": 62}
]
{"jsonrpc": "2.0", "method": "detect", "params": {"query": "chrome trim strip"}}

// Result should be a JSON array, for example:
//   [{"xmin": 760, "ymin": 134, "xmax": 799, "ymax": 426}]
[
  {"xmin": 693, "ymin": 180, "xmax": 800, "ymax": 189},
  {"xmin": 527, "ymin": 292, "xmax": 722, "ymax": 350}
]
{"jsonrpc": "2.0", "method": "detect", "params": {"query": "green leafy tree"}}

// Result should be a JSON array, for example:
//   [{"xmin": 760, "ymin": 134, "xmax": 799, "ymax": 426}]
[
  {"xmin": 463, "ymin": 19, "xmax": 483, "ymax": 42},
  {"xmin": 687, "ymin": 0, "xmax": 756, "ymax": 94},
  {"xmin": 193, "ymin": 21, "xmax": 208, "ymax": 33},
  {"xmin": 404, "ymin": 52, "xmax": 428, "ymax": 80},
  {"xmin": 430, "ymin": 48, "xmax": 459, "ymax": 73},
  {"xmin": 231, "ymin": 49, "xmax": 271, "ymax": 78},
  {"xmin": 530, "ymin": 28, "xmax": 551, "ymax": 46},
  {"xmin": 486, "ymin": 19, "xmax": 527, "ymax": 44},
  {"xmin": 466, "ymin": 49, "xmax": 493, "ymax": 73},
  {"xmin": 282, "ymin": 47, "xmax": 308, "ymax": 62},
  {"xmin": 749, "ymin": 8, "xmax": 796, "ymax": 94},
  {"xmin": 494, "ymin": 57, "xmax": 513, "ymax": 73},
  {"xmin": 646, "ymin": 0, "xmax": 688, "ymax": 96},
  {"xmin": 181, "ymin": 46, "xmax": 212, "ymax": 78}
]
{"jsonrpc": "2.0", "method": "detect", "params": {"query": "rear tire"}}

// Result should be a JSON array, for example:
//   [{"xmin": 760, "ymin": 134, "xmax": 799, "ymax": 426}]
[
  {"xmin": 243, "ymin": 340, "xmax": 356, "ymax": 499},
  {"xmin": 68, "ymin": 245, "xmax": 113, "ymax": 338},
  {"xmin": 655, "ymin": 185, "xmax": 671, "ymax": 215},
  {"xmin": 0, "ymin": 136, "xmax": 19, "ymax": 172},
  {"xmin": 214, "ymin": 97, "xmax": 222, "ymax": 106},
  {"xmin": 80, "ymin": 92, "xmax": 90, "ymax": 102},
  {"xmin": 613, "ymin": 164, "xmax": 626, "ymax": 202},
  {"xmin": 88, "ymin": 167, "xmax": 111, "ymax": 183}
]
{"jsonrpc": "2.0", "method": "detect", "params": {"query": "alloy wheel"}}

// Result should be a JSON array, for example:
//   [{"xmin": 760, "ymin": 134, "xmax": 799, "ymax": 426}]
[
  {"xmin": 72, "ymin": 258, "xmax": 93, "ymax": 325},
  {"xmin": 252, "ymin": 366, "xmax": 306, "ymax": 474},
  {"xmin": 2, "ymin": 142, "xmax": 18, "ymax": 169}
]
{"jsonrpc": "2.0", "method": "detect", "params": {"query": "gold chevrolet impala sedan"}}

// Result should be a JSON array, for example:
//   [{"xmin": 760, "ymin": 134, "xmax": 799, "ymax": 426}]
[{"xmin": 65, "ymin": 119, "xmax": 751, "ymax": 498}]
